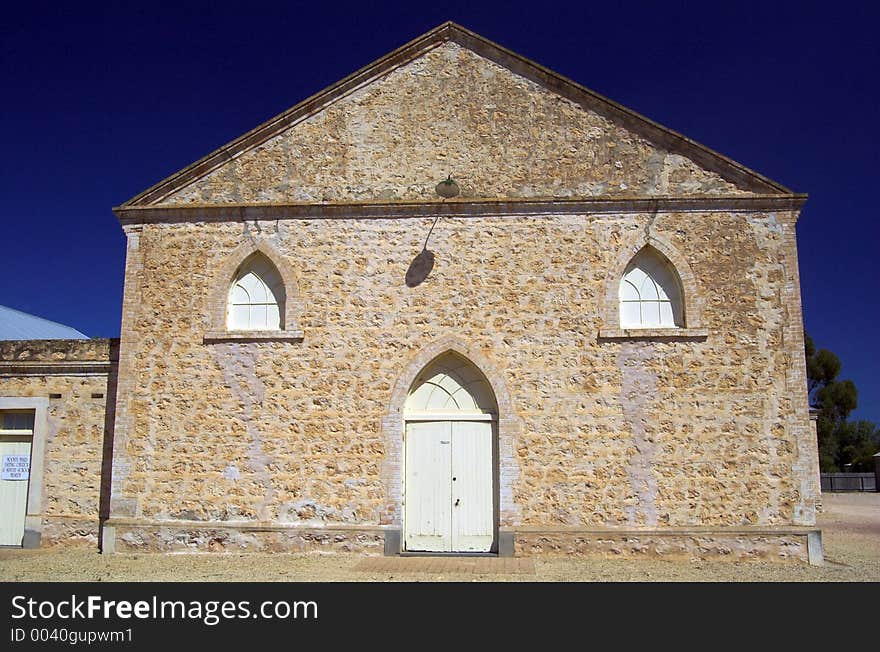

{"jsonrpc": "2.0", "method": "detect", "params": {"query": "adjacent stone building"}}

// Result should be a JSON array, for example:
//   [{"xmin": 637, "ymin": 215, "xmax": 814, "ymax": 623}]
[
  {"xmin": 1, "ymin": 22, "xmax": 822, "ymax": 562},
  {"xmin": 0, "ymin": 337, "xmax": 118, "ymax": 548}
]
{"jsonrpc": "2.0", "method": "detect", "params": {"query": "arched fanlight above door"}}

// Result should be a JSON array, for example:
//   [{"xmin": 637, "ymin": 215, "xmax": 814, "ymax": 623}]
[{"xmin": 405, "ymin": 352, "xmax": 497, "ymax": 416}]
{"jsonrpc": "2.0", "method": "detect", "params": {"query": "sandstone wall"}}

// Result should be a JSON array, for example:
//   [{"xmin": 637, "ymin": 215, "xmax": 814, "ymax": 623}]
[
  {"xmin": 108, "ymin": 210, "xmax": 816, "ymax": 533},
  {"xmin": 0, "ymin": 339, "xmax": 117, "ymax": 547},
  {"xmin": 1, "ymin": 339, "xmax": 113, "ymax": 362},
  {"xmin": 159, "ymin": 43, "xmax": 749, "ymax": 205}
]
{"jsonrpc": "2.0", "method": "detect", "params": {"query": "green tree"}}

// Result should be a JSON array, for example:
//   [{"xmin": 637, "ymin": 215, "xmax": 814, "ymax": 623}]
[
  {"xmin": 837, "ymin": 420, "xmax": 880, "ymax": 472},
  {"xmin": 804, "ymin": 333, "xmax": 877, "ymax": 471}
]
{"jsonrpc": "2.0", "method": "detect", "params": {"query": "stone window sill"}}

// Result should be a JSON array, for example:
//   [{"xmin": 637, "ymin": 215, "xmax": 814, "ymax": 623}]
[
  {"xmin": 598, "ymin": 327, "xmax": 708, "ymax": 341},
  {"xmin": 203, "ymin": 330, "xmax": 304, "ymax": 343}
]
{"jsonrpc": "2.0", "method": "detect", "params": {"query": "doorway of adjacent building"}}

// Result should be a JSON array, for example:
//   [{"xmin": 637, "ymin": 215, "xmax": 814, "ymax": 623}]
[
  {"xmin": 0, "ymin": 410, "xmax": 35, "ymax": 546},
  {"xmin": 403, "ymin": 352, "xmax": 497, "ymax": 553}
]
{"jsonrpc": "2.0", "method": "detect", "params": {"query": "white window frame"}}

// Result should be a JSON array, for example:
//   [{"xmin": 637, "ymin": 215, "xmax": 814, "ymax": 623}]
[
  {"xmin": 225, "ymin": 255, "xmax": 285, "ymax": 332},
  {"xmin": 227, "ymin": 270, "xmax": 282, "ymax": 331},
  {"xmin": 618, "ymin": 252, "xmax": 684, "ymax": 329}
]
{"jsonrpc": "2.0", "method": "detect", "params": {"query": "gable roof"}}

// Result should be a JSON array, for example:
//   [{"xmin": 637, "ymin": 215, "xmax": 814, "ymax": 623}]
[
  {"xmin": 117, "ymin": 21, "xmax": 795, "ymax": 212},
  {"xmin": 0, "ymin": 305, "xmax": 88, "ymax": 341}
]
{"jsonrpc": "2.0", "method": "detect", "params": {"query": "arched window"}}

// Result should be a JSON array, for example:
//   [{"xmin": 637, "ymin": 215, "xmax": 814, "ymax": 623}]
[
  {"xmin": 405, "ymin": 352, "xmax": 497, "ymax": 415},
  {"xmin": 619, "ymin": 247, "xmax": 684, "ymax": 328},
  {"xmin": 227, "ymin": 253, "xmax": 285, "ymax": 331}
]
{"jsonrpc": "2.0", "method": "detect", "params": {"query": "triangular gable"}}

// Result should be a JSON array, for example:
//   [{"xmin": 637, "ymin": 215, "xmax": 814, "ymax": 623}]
[{"xmin": 119, "ymin": 22, "xmax": 792, "ymax": 209}]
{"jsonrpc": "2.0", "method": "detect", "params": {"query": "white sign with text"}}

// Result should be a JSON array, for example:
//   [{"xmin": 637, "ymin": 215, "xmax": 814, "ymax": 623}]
[{"xmin": 1, "ymin": 455, "xmax": 30, "ymax": 481}]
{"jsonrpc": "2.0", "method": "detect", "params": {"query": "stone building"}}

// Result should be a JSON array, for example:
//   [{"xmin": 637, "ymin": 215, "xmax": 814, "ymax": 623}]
[
  {"xmin": 1, "ymin": 22, "xmax": 822, "ymax": 562},
  {"xmin": 0, "ymin": 325, "xmax": 117, "ymax": 549}
]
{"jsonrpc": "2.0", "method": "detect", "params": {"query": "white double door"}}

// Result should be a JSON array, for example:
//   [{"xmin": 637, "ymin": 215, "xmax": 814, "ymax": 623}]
[{"xmin": 404, "ymin": 420, "xmax": 494, "ymax": 553}]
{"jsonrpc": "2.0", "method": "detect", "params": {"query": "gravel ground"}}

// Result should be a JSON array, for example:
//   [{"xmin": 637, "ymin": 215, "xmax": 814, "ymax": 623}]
[{"xmin": 2, "ymin": 493, "xmax": 877, "ymax": 582}]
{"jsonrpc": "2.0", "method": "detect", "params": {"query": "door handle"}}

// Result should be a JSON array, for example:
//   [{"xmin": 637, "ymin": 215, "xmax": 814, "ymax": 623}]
[{"xmin": 454, "ymin": 499, "xmax": 460, "ymax": 507}]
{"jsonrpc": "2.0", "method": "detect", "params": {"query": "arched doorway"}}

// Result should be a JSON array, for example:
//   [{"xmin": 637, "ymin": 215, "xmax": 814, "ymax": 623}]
[{"xmin": 403, "ymin": 352, "xmax": 497, "ymax": 553}]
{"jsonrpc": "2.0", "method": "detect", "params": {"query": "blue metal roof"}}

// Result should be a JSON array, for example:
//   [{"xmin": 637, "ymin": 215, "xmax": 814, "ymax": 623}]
[{"xmin": 0, "ymin": 305, "xmax": 88, "ymax": 341}]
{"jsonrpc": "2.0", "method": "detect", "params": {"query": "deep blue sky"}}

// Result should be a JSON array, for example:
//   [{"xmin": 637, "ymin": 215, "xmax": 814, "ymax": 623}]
[{"xmin": 2, "ymin": 2, "xmax": 878, "ymax": 422}]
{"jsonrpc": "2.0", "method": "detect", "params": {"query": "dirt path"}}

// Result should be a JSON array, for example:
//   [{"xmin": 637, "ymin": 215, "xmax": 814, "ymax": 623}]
[{"xmin": 2, "ymin": 493, "xmax": 877, "ymax": 582}]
